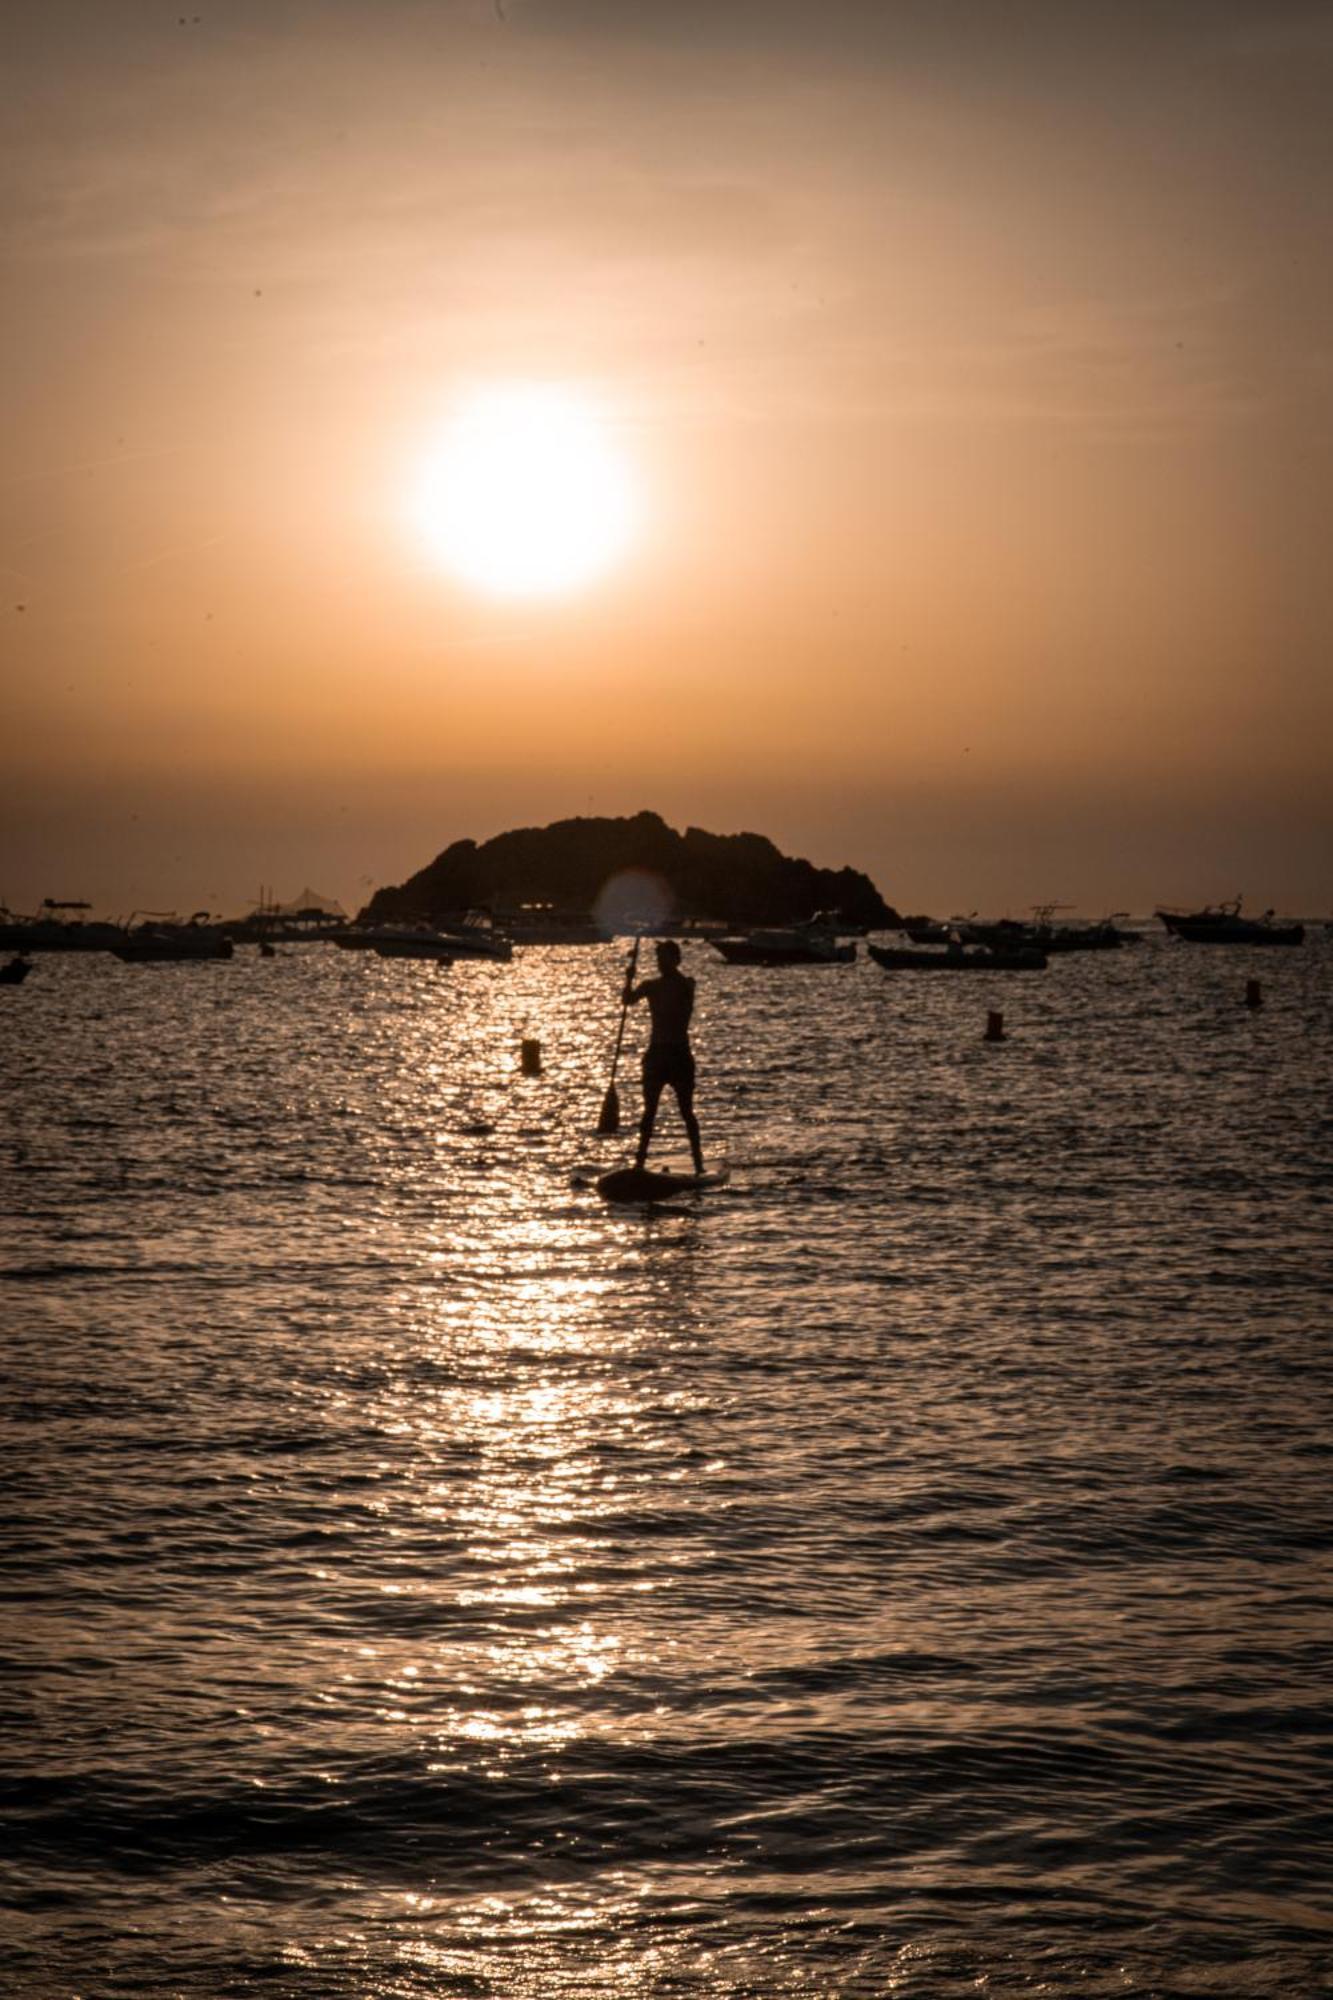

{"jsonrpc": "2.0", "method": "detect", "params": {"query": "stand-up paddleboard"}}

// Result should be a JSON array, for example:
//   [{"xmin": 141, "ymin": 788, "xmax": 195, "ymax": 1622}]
[{"xmin": 596, "ymin": 1165, "xmax": 727, "ymax": 1204}]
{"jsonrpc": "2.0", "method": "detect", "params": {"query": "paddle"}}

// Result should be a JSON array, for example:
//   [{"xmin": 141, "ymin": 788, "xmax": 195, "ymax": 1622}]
[{"xmin": 596, "ymin": 935, "xmax": 640, "ymax": 1135}]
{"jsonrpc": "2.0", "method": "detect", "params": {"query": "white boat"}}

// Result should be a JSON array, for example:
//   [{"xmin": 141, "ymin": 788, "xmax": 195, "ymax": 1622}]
[
  {"xmin": 1156, "ymin": 899, "xmax": 1304, "ymax": 946},
  {"xmin": 368, "ymin": 926, "xmax": 462, "ymax": 962},
  {"xmin": 712, "ymin": 928, "xmax": 856, "ymax": 966},
  {"xmin": 435, "ymin": 912, "xmax": 514, "ymax": 961},
  {"xmin": 359, "ymin": 914, "xmax": 514, "ymax": 963}
]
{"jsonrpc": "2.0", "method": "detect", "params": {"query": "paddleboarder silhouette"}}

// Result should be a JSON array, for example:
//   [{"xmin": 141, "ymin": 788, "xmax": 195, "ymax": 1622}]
[{"xmin": 623, "ymin": 939, "xmax": 705, "ymax": 1175}]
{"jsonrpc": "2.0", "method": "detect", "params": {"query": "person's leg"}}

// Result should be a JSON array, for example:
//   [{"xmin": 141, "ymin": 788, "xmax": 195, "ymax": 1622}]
[
  {"xmin": 636, "ymin": 1065, "xmax": 664, "ymax": 1168},
  {"xmin": 672, "ymin": 1065, "xmax": 704, "ymax": 1175}
]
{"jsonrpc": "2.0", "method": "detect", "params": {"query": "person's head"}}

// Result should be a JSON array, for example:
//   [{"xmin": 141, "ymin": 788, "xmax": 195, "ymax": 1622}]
[{"xmin": 655, "ymin": 938, "xmax": 682, "ymax": 972}]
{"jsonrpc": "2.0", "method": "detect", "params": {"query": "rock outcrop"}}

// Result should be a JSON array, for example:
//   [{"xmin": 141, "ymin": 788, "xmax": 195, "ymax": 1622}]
[{"xmin": 360, "ymin": 810, "xmax": 897, "ymax": 929}]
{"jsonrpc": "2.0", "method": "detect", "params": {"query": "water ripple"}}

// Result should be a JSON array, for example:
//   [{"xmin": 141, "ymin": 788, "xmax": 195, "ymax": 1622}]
[{"xmin": 2, "ymin": 939, "xmax": 1330, "ymax": 1995}]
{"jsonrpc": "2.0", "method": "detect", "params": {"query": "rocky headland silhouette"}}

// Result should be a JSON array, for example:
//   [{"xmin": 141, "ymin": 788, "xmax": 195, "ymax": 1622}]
[{"xmin": 359, "ymin": 810, "xmax": 898, "ymax": 929}]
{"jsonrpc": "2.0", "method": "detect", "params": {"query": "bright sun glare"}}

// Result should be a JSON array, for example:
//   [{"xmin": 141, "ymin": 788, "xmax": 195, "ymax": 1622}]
[{"xmin": 412, "ymin": 384, "xmax": 639, "ymax": 600}]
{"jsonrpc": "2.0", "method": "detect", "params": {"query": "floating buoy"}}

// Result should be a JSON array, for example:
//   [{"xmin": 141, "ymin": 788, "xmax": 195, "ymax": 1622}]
[
  {"xmin": 520, "ymin": 1037, "xmax": 543, "ymax": 1076},
  {"xmin": 984, "ymin": 1010, "xmax": 1006, "ymax": 1043},
  {"xmin": 1245, "ymin": 979, "xmax": 1262, "ymax": 1010}
]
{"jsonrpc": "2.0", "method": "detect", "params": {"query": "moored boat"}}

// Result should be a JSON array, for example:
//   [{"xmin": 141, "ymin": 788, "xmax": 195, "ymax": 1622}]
[
  {"xmin": 902, "ymin": 917, "xmax": 955, "ymax": 945},
  {"xmin": 959, "ymin": 908, "xmax": 1137, "ymax": 952},
  {"xmin": 367, "ymin": 926, "xmax": 462, "ymax": 962},
  {"xmin": 1039, "ymin": 914, "xmax": 1138, "ymax": 951},
  {"xmin": 956, "ymin": 916, "xmax": 1044, "ymax": 950},
  {"xmin": 349, "ymin": 914, "xmax": 513, "ymax": 961},
  {"xmin": 869, "ymin": 941, "xmax": 1047, "ymax": 972},
  {"xmin": 1156, "ymin": 899, "xmax": 1304, "ymax": 946},
  {"xmin": 113, "ymin": 914, "xmax": 234, "ymax": 962},
  {"xmin": 0, "ymin": 899, "xmax": 126, "ymax": 953},
  {"xmin": 435, "ymin": 912, "xmax": 514, "ymax": 961},
  {"xmin": 712, "ymin": 928, "xmax": 857, "ymax": 966},
  {"xmin": 0, "ymin": 955, "xmax": 32, "ymax": 984}
]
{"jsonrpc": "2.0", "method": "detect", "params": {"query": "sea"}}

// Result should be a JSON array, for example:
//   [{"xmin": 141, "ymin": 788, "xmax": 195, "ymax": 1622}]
[{"xmin": 3, "ymin": 933, "xmax": 1331, "ymax": 1999}]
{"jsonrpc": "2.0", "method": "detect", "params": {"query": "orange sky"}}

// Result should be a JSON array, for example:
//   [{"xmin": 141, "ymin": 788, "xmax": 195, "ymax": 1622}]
[{"xmin": 2, "ymin": 0, "xmax": 1330, "ymax": 917}]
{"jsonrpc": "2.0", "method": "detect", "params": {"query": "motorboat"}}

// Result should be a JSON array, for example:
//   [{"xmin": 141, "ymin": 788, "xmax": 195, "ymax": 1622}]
[
  {"xmin": 435, "ymin": 912, "xmax": 514, "ymax": 961},
  {"xmin": 712, "ymin": 928, "xmax": 857, "ymax": 966},
  {"xmin": 1038, "ymin": 916, "xmax": 1139, "ymax": 951},
  {"xmin": 113, "ymin": 914, "xmax": 234, "ymax": 962},
  {"xmin": 367, "ymin": 926, "xmax": 463, "ymax": 962},
  {"xmin": 0, "ymin": 899, "xmax": 125, "ymax": 953},
  {"xmin": 363, "ymin": 921, "xmax": 511, "ymax": 964},
  {"xmin": 869, "ymin": 940, "xmax": 1047, "ymax": 972},
  {"xmin": 959, "ymin": 907, "xmax": 1135, "ymax": 952},
  {"xmin": 1156, "ymin": 899, "xmax": 1304, "ymax": 946},
  {"xmin": 346, "ymin": 913, "xmax": 513, "ymax": 963}
]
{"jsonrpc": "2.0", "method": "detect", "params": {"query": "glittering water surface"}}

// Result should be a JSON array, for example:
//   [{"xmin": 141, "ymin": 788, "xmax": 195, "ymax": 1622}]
[{"xmin": 3, "ymin": 938, "xmax": 1331, "ymax": 1997}]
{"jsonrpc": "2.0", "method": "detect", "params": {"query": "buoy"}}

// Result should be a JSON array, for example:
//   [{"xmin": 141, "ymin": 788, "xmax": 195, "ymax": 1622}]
[
  {"xmin": 1245, "ymin": 979, "xmax": 1262, "ymax": 1010},
  {"xmin": 984, "ymin": 1010, "xmax": 1006, "ymax": 1043},
  {"xmin": 520, "ymin": 1037, "xmax": 543, "ymax": 1076}
]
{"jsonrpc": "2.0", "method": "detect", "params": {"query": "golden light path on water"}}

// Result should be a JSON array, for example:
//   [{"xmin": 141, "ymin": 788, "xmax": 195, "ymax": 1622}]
[
  {"xmin": 259, "ymin": 947, "xmax": 950, "ymax": 1992},
  {"xmin": 3, "ymin": 937, "xmax": 1332, "ymax": 1996}
]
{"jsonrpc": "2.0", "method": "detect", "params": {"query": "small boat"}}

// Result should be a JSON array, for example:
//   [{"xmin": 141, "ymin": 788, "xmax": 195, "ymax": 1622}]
[
  {"xmin": 1038, "ymin": 913, "xmax": 1138, "ymax": 951},
  {"xmin": 804, "ymin": 907, "xmax": 868, "ymax": 938},
  {"xmin": 369, "ymin": 926, "xmax": 462, "ymax": 962},
  {"xmin": 435, "ymin": 912, "xmax": 514, "ymax": 961},
  {"xmin": 956, "ymin": 916, "xmax": 1045, "ymax": 951},
  {"xmin": 902, "ymin": 916, "xmax": 955, "ymax": 945},
  {"xmin": 0, "ymin": 899, "xmax": 125, "ymax": 953},
  {"xmin": 712, "ymin": 927, "xmax": 857, "ymax": 966},
  {"xmin": 0, "ymin": 955, "xmax": 32, "ymax": 984},
  {"xmin": 1156, "ymin": 899, "xmax": 1304, "ymax": 946},
  {"xmin": 113, "ymin": 914, "xmax": 234, "ymax": 962},
  {"xmin": 229, "ymin": 886, "xmax": 348, "ymax": 943},
  {"xmin": 352, "ymin": 915, "xmax": 513, "ymax": 962},
  {"xmin": 957, "ymin": 906, "xmax": 1136, "ymax": 953},
  {"xmin": 869, "ymin": 941, "xmax": 1047, "ymax": 972}
]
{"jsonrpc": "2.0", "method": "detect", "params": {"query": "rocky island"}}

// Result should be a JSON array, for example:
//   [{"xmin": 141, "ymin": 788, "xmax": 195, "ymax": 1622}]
[{"xmin": 359, "ymin": 810, "xmax": 898, "ymax": 930}]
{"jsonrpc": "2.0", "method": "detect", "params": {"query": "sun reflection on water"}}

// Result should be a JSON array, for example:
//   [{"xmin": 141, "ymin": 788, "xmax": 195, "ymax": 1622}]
[{"xmin": 323, "ymin": 954, "xmax": 715, "ymax": 1805}]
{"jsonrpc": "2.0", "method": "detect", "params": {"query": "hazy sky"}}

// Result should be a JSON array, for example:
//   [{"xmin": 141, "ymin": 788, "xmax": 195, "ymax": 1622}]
[{"xmin": 3, "ymin": 0, "xmax": 1330, "ymax": 916}]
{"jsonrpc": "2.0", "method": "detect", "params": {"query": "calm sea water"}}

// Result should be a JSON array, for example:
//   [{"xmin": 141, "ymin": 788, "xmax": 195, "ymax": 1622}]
[{"xmin": 3, "ymin": 936, "xmax": 1331, "ymax": 1998}]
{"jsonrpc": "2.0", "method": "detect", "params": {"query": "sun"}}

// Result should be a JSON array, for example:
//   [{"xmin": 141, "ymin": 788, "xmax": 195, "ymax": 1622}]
[{"xmin": 411, "ymin": 384, "xmax": 639, "ymax": 600}]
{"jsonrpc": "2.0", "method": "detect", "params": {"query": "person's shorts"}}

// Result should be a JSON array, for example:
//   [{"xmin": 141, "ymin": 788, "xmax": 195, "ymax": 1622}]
[{"xmin": 643, "ymin": 1044, "xmax": 695, "ymax": 1097}]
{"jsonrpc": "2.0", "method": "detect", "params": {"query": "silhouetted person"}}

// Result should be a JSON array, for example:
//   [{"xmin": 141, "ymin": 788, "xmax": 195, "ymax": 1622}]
[{"xmin": 624, "ymin": 939, "xmax": 704, "ymax": 1174}]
